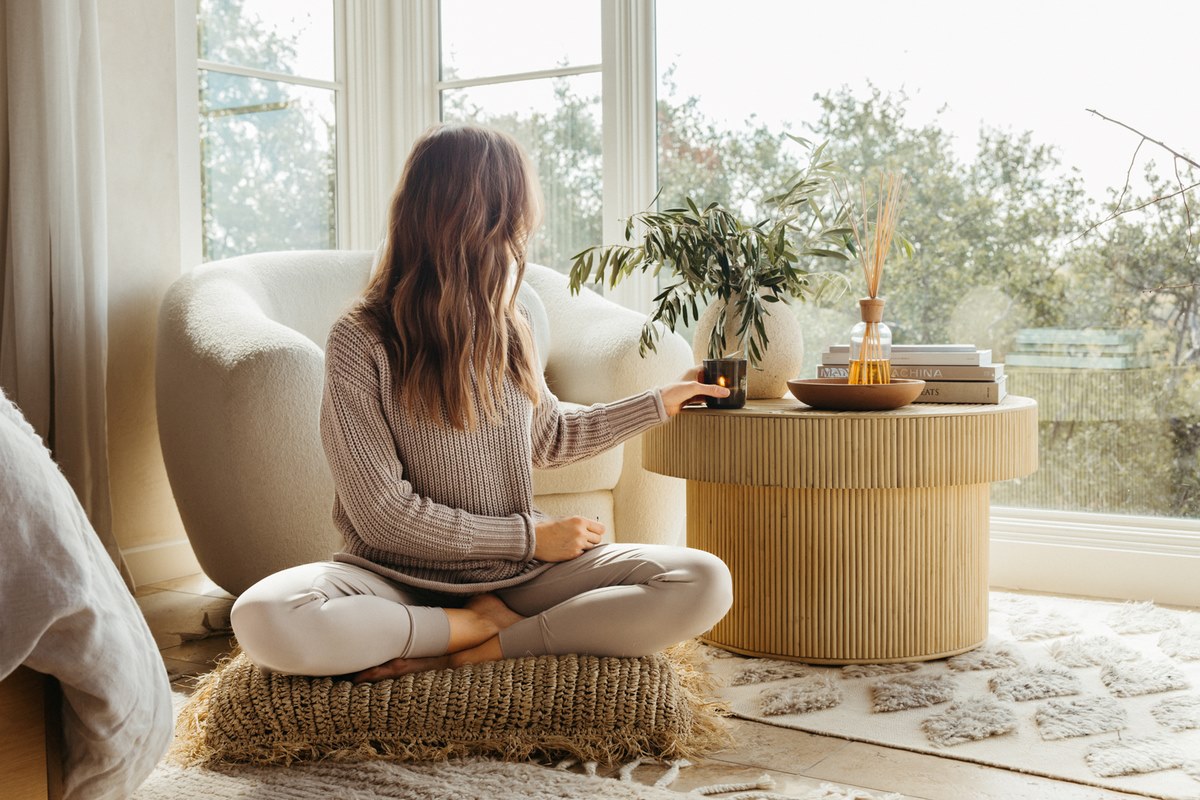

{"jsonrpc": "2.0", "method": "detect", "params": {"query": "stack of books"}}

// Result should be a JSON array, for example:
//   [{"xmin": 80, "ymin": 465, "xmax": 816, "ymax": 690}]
[{"xmin": 818, "ymin": 344, "xmax": 1007, "ymax": 404}]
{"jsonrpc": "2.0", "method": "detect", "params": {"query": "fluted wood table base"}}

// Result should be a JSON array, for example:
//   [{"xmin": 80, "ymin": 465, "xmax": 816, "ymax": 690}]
[
  {"xmin": 690, "ymin": 481, "xmax": 990, "ymax": 663},
  {"xmin": 644, "ymin": 397, "xmax": 1039, "ymax": 664}
]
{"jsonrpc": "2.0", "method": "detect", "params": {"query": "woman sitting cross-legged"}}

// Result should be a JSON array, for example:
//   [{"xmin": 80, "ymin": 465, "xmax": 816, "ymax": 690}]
[{"xmin": 230, "ymin": 123, "xmax": 734, "ymax": 682}]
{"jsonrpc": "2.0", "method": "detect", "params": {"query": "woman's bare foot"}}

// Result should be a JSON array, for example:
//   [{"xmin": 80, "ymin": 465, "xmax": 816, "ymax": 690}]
[
  {"xmin": 466, "ymin": 593, "xmax": 525, "ymax": 631},
  {"xmin": 448, "ymin": 636, "xmax": 504, "ymax": 669},
  {"xmin": 350, "ymin": 596, "xmax": 520, "ymax": 683},
  {"xmin": 352, "ymin": 636, "xmax": 505, "ymax": 682},
  {"xmin": 351, "ymin": 654, "xmax": 451, "ymax": 683}
]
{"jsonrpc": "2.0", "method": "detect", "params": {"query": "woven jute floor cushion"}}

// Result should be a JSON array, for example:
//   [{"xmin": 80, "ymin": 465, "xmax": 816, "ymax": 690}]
[{"xmin": 172, "ymin": 647, "xmax": 729, "ymax": 767}]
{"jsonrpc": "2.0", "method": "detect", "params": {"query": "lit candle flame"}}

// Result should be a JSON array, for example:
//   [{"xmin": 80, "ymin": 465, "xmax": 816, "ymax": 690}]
[{"xmin": 717, "ymin": 376, "xmax": 727, "ymax": 388}]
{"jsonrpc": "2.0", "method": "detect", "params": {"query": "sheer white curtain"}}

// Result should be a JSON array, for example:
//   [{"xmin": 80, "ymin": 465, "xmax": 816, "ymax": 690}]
[{"xmin": 1, "ymin": 0, "xmax": 128, "ymax": 581}]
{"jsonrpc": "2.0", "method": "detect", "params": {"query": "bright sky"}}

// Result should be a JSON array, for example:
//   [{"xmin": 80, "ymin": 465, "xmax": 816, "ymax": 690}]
[
  {"xmin": 441, "ymin": 0, "xmax": 1199, "ymax": 202},
  {"xmin": 656, "ymin": 0, "xmax": 1199, "ymax": 201},
  {"xmin": 235, "ymin": 0, "xmax": 1199, "ymax": 202},
  {"xmin": 207, "ymin": 0, "xmax": 335, "ymax": 80}
]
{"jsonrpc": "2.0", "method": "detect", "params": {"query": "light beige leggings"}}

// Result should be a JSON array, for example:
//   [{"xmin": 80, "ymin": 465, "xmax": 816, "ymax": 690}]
[{"xmin": 230, "ymin": 543, "xmax": 733, "ymax": 676}]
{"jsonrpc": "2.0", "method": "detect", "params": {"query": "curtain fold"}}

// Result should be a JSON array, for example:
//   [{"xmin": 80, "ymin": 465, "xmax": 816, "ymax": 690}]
[{"xmin": 1, "ymin": 0, "xmax": 129, "ymax": 583}]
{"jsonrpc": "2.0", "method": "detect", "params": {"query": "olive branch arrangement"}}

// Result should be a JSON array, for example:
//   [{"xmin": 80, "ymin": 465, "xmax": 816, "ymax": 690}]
[{"xmin": 567, "ymin": 138, "xmax": 853, "ymax": 366}]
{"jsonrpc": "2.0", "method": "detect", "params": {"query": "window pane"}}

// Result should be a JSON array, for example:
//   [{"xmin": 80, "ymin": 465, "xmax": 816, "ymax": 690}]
[
  {"xmin": 199, "ymin": 0, "xmax": 334, "ymax": 81},
  {"xmin": 440, "ymin": 0, "xmax": 600, "ymax": 80},
  {"xmin": 200, "ymin": 71, "xmax": 337, "ymax": 260},
  {"xmin": 657, "ymin": 0, "xmax": 1200, "ymax": 520},
  {"xmin": 442, "ymin": 74, "xmax": 602, "ymax": 274}
]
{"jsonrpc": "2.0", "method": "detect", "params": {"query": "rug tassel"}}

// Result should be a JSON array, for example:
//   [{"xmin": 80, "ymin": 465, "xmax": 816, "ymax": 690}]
[
  {"xmin": 694, "ymin": 773, "xmax": 776, "ymax": 795},
  {"xmin": 653, "ymin": 758, "xmax": 691, "ymax": 788},
  {"xmin": 617, "ymin": 758, "xmax": 645, "ymax": 781},
  {"xmin": 554, "ymin": 758, "xmax": 577, "ymax": 771},
  {"xmin": 582, "ymin": 760, "xmax": 599, "ymax": 777}
]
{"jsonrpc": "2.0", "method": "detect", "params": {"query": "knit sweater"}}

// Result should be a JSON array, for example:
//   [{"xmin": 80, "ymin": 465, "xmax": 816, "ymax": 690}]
[{"xmin": 320, "ymin": 312, "xmax": 668, "ymax": 595}]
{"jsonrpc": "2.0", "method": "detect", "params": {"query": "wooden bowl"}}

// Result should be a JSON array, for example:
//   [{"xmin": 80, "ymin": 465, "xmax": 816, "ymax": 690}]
[{"xmin": 786, "ymin": 378, "xmax": 925, "ymax": 411}]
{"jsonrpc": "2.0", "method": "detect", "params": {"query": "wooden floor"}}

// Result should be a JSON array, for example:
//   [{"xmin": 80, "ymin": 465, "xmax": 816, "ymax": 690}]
[{"xmin": 136, "ymin": 575, "xmax": 1163, "ymax": 800}]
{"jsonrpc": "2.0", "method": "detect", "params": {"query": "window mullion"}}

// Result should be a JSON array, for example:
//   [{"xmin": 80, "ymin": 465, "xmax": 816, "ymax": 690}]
[
  {"xmin": 196, "ymin": 60, "xmax": 342, "ymax": 92},
  {"xmin": 333, "ymin": 0, "xmax": 350, "ymax": 249},
  {"xmin": 601, "ymin": 0, "xmax": 657, "ymax": 313},
  {"xmin": 438, "ymin": 63, "xmax": 601, "ymax": 92}
]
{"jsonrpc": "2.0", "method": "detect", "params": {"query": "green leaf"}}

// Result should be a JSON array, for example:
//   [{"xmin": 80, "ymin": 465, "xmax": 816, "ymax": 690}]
[
  {"xmin": 652, "ymin": 287, "xmax": 673, "ymax": 303},
  {"xmin": 803, "ymin": 248, "xmax": 849, "ymax": 260}
]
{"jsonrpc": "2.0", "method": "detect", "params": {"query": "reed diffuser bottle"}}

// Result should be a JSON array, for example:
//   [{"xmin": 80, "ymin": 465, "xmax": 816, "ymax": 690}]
[
  {"xmin": 842, "ymin": 172, "xmax": 905, "ymax": 386},
  {"xmin": 849, "ymin": 297, "xmax": 892, "ymax": 384}
]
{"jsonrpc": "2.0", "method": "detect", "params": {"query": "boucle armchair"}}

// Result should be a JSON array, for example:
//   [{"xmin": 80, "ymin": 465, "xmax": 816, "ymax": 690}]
[{"xmin": 156, "ymin": 250, "xmax": 691, "ymax": 596}]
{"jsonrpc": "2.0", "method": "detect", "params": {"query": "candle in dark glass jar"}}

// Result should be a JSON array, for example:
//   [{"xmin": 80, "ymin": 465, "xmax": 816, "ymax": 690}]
[{"xmin": 702, "ymin": 358, "xmax": 747, "ymax": 409}]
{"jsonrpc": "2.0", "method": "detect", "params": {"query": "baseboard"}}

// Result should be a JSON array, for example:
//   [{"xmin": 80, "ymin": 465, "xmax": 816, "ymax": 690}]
[
  {"xmin": 990, "ymin": 507, "xmax": 1200, "ymax": 607},
  {"xmin": 121, "ymin": 538, "xmax": 201, "ymax": 587}
]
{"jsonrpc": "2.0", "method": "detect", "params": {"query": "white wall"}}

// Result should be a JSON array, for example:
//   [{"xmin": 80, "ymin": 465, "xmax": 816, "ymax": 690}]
[{"xmin": 98, "ymin": 0, "xmax": 199, "ymax": 584}]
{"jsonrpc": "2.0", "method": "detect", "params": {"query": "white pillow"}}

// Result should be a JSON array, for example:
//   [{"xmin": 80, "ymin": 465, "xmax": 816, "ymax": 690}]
[{"xmin": 0, "ymin": 391, "xmax": 173, "ymax": 800}]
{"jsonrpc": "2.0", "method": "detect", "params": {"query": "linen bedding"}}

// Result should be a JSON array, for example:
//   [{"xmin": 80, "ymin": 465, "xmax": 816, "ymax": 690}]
[{"xmin": 1, "ymin": 389, "xmax": 172, "ymax": 799}]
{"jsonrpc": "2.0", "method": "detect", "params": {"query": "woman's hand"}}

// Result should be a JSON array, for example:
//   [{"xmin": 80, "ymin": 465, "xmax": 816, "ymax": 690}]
[
  {"xmin": 533, "ymin": 516, "xmax": 605, "ymax": 562},
  {"xmin": 660, "ymin": 366, "xmax": 731, "ymax": 416}
]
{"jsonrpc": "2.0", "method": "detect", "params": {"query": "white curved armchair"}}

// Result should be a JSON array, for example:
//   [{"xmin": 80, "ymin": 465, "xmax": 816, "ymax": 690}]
[{"xmin": 156, "ymin": 251, "xmax": 691, "ymax": 596}]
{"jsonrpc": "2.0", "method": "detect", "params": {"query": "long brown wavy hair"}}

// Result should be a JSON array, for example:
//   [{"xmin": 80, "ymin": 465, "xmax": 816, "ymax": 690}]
[{"xmin": 356, "ymin": 124, "xmax": 543, "ymax": 429}]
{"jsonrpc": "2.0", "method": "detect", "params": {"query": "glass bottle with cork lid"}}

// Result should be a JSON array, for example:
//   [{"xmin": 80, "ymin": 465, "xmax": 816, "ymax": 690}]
[{"xmin": 849, "ymin": 297, "xmax": 892, "ymax": 385}]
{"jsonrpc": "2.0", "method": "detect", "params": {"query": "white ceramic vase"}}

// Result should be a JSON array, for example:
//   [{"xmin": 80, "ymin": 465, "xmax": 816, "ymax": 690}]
[{"xmin": 692, "ymin": 297, "xmax": 804, "ymax": 399}]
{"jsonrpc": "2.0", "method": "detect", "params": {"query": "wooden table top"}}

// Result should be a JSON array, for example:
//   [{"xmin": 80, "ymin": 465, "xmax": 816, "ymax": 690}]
[
  {"xmin": 676, "ymin": 395, "xmax": 1037, "ymax": 419},
  {"xmin": 643, "ymin": 395, "xmax": 1039, "ymax": 489}
]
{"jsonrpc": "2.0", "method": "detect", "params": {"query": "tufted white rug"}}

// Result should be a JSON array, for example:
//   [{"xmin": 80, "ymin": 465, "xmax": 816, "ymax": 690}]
[
  {"xmin": 707, "ymin": 592, "xmax": 1200, "ymax": 800},
  {"xmin": 133, "ymin": 759, "xmax": 693, "ymax": 800},
  {"xmin": 132, "ymin": 754, "xmax": 904, "ymax": 800}
]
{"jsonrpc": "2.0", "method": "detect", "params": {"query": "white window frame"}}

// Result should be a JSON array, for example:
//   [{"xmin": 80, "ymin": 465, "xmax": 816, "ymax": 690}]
[
  {"xmin": 176, "ymin": 0, "xmax": 349, "ymax": 264},
  {"xmin": 175, "ymin": 0, "xmax": 1200, "ymax": 605},
  {"xmin": 349, "ymin": 0, "xmax": 658, "ymax": 308}
]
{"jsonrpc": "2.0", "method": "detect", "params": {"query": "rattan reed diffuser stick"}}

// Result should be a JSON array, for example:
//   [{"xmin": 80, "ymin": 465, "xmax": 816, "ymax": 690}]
[{"xmin": 843, "ymin": 173, "xmax": 904, "ymax": 385}]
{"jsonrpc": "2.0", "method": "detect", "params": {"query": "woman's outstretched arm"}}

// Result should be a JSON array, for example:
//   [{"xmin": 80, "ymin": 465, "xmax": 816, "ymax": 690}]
[{"xmin": 530, "ymin": 367, "xmax": 729, "ymax": 468}]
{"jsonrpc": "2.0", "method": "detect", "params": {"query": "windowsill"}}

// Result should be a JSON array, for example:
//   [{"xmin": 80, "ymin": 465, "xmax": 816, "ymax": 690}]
[{"xmin": 989, "ymin": 505, "xmax": 1200, "ymax": 606}]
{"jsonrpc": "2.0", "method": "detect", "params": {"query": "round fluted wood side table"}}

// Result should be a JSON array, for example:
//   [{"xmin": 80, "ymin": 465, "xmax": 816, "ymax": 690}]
[{"xmin": 644, "ymin": 396, "xmax": 1038, "ymax": 664}]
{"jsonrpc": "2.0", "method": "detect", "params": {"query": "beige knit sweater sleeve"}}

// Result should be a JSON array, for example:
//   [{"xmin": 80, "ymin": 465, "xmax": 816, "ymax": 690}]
[{"xmin": 531, "ymin": 382, "xmax": 667, "ymax": 469}]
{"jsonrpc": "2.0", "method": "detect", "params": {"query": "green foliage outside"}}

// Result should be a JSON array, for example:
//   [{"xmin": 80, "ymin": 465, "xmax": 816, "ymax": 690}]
[{"xmin": 446, "ymin": 78, "xmax": 1200, "ymax": 517}]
